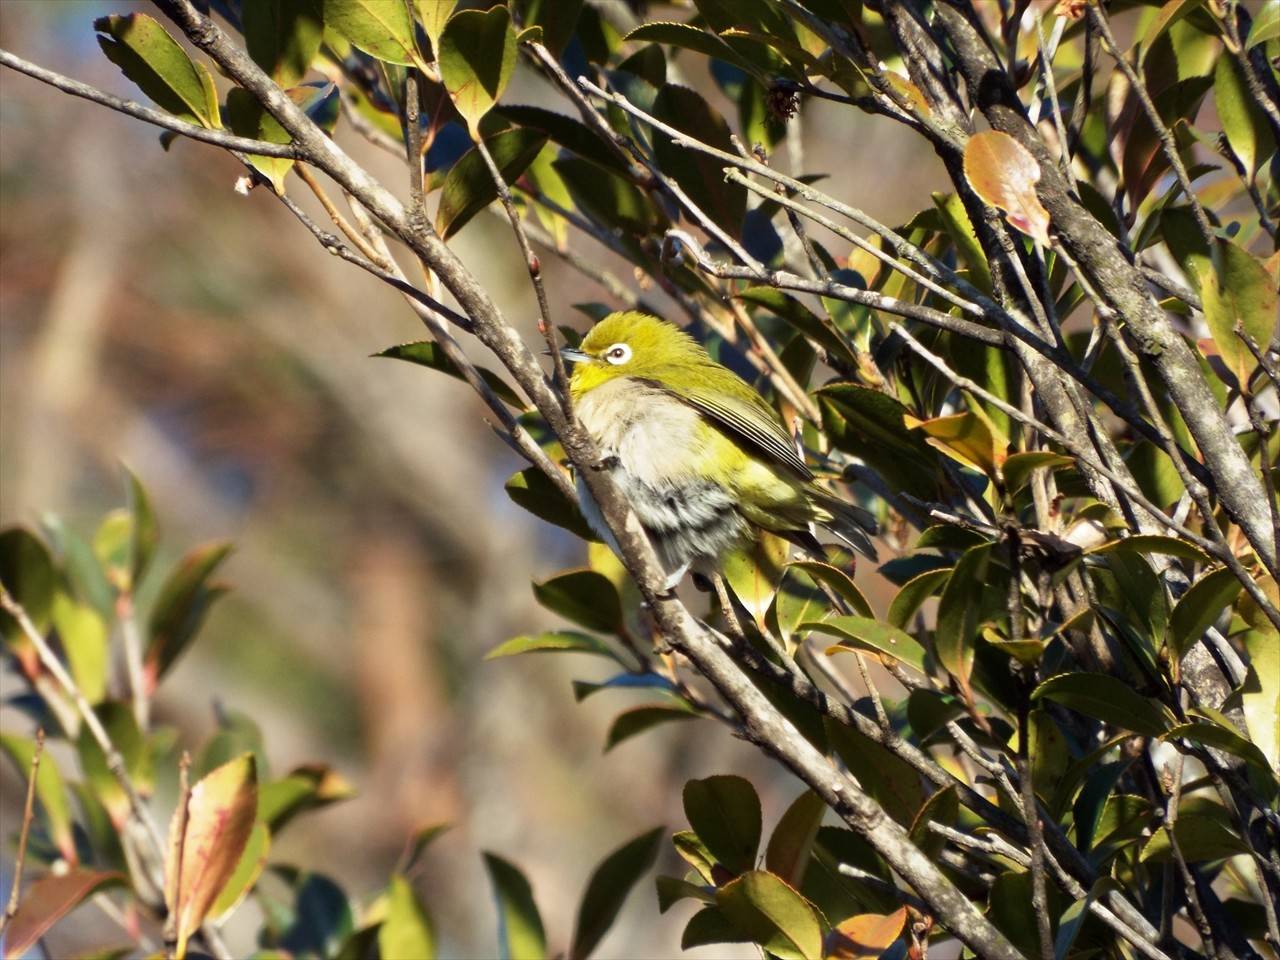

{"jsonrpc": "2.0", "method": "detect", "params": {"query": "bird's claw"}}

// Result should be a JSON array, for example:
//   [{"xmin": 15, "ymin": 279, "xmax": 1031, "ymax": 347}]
[{"xmin": 592, "ymin": 455, "xmax": 620, "ymax": 472}]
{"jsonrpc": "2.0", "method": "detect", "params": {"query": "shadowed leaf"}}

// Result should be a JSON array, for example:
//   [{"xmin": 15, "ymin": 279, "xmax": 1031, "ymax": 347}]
[
  {"xmin": 1033, "ymin": 672, "xmax": 1171, "ymax": 736},
  {"xmin": 95, "ymin": 14, "xmax": 220, "ymax": 128},
  {"xmin": 3, "ymin": 870, "xmax": 125, "ymax": 959},
  {"xmin": 244, "ymin": 0, "xmax": 324, "ymax": 86},
  {"xmin": 145, "ymin": 541, "xmax": 233, "ymax": 683},
  {"xmin": 683, "ymin": 775, "xmax": 762, "ymax": 876},
  {"xmin": 376, "ymin": 340, "xmax": 525, "ymax": 407},
  {"xmin": 438, "ymin": 5, "xmax": 517, "ymax": 135},
  {"xmin": 432, "ymin": 127, "xmax": 548, "ymax": 239},
  {"xmin": 570, "ymin": 827, "xmax": 664, "ymax": 960},
  {"xmin": 605, "ymin": 703, "xmax": 697, "ymax": 751},
  {"xmin": 810, "ymin": 615, "xmax": 927, "ymax": 673},
  {"xmin": 0, "ymin": 733, "xmax": 77, "ymax": 864},
  {"xmin": 533, "ymin": 570, "xmax": 622, "ymax": 634},
  {"xmin": 483, "ymin": 853, "xmax": 547, "ymax": 960}
]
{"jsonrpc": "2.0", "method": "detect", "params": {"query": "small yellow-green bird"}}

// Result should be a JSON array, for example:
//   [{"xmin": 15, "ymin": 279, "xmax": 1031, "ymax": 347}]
[{"xmin": 561, "ymin": 311, "xmax": 877, "ymax": 589}]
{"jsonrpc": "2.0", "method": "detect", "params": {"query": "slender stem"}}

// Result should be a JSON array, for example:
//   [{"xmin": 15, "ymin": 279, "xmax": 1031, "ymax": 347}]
[
  {"xmin": 0, "ymin": 49, "xmax": 300, "ymax": 158},
  {"xmin": 471, "ymin": 133, "xmax": 572, "ymax": 414},
  {"xmin": 164, "ymin": 753, "xmax": 191, "ymax": 960},
  {"xmin": 0, "ymin": 585, "xmax": 167, "ymax": 866},
  {"xmin": 119, "ymin": 592, "xmax": 150, "ymax": 731},
  {"xmin": 0, "ymin": 728, "xmax": 43, "ymax": 936}
]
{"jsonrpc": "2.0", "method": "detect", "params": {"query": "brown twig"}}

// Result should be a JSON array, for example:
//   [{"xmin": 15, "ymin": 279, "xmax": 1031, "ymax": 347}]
[
  {"xmin": 0, "ymin": 728, "xmax": 44, "ymax": 937},
  {"xmin": 163, "ymin": 752, "xmax": 192, "ymax": 960}
]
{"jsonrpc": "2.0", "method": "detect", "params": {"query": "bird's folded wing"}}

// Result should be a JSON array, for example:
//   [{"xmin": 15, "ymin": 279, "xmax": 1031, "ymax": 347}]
[{"xmin": 646, "ymin": 378, "xmax": 814, "ymax": 481}]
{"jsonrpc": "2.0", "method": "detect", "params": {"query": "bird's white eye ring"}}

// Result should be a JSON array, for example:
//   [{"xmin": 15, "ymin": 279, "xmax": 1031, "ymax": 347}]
[{"xmin": 605, "ymin": 343, "xmax": 632, "ymax": 365}]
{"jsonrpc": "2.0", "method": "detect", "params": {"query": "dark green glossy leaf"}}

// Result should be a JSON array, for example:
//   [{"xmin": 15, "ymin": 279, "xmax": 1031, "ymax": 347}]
[
  {"xmin": 505, "ymin": 468, "xmax": 597, "ymax": 541},
  {"xmin": 736, "ymin": 288, "xmax": 859, "ymax": 373},
  {"xmin": 683, "ymin": 775, "xmax": 762, "ymax": 876},
  {"xmin": 1214, "ymin": 52, "xmax": 1274, "ymax": 178},
  {"xmin": 570, "ymin": 827, "xmax": 664, "ymax": 960},
  {"xmin": 887, "ymin": 567, "xmax": 951, "ymax": 629},
  {"xmin": 532, "ymin": 570, "xmax": 622, "ymax": 634},
  {"xmin": 934, "ymin": 542, "xmax": 997, "ymax": 688},
  {"xmin": 605, "ymin": 703, "xmax": 697, "ymax": 751},
  {"xmin": 1168, "ymin": 566, "xmax": 1241, "ymax": 662},
  {"xmin": 1033, "ymin": 672, "xmax": 1171, "ymax": 736},
  {"xmin": 817, "ymin": 385, "xmax": 940, "ymax": 500},
  {"xmin": 495, "ymin": 104, "xmax": 624, "ymax": 172},
  {"xmin": 123, "ymin": 466, "xmax": 158, "ymax": 587},
  {"xmin": 145, "ymin": 541, "xmax": 233, "ymax": 682},
  {"xmin": 244, "ymin": 0, "xmax": 324, "ymax": 86},
  {"xmin": 553, "ymin": 156, "xmax": 665, "ymax": 235},
  {"xmin": 0, "ymin": 526, "xmax": 57, "ymax": 650},
  {"xmin": 651, "ymin": 84, "xmax": 746, "ymax": 233},
  {"xmin": 376, "ymin": 339, "xmax": 525, "ymax": 407},
  {"xmin": 765, "ymin": 790, "xmax": 826, "ymax": 888},
  {"xmin": 432, "ymin": 128, "xmax": 548, "ymax": 239}
]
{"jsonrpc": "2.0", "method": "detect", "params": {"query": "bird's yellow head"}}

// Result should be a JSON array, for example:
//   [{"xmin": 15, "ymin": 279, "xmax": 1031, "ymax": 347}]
[{"xmin": 564, "ymin": 312, "xmax": 706, "ymax": 399}]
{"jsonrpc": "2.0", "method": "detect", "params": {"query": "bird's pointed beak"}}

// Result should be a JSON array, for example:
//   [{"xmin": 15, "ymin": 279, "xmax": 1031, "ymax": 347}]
[{"xmin": 552, "ymin": 347, "xmax": 591, "ymax": 364}]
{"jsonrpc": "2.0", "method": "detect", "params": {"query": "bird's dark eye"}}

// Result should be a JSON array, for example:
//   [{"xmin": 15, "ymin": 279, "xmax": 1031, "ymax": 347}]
[{"xmin": 604, "ymin": 343, "xmax": 633, "ymax": 365}]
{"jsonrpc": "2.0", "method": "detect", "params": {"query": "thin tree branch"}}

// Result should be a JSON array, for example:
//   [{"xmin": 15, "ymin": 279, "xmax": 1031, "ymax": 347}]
[
  {"xmin": 0, "ymin": 728, "xmax": 43, "ymax": 937},
  {"xmin": 0, "ymin": 49, "xmax": 301, "ymax": 159}
]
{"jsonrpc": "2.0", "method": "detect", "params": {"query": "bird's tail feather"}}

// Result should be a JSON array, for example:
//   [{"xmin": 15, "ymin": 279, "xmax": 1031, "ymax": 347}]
[{"xmin": 808, "ymin": 488, "xmax": 879, "ymax": 561}]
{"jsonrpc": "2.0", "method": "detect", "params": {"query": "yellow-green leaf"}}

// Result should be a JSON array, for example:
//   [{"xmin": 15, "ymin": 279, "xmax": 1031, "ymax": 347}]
[
  {"xmin": 380, "ymin": 873, "xmax": 436, "ymax": 960},
  {"xmin": 95, "ymin": 14, "xmax": 221, "ymax": 128},
  {"xmin": 437, "ymin": 5, "xmax": 517, "ymax": 136},
  {"xmin": 323, "ymin": 0, "xmax": 421, "ymax": 66}
]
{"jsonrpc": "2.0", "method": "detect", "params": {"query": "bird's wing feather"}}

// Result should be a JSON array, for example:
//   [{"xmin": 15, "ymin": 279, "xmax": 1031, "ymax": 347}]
[{"xmin": 639, "ymin": 375, "xmax": 814, "ymax": 481}]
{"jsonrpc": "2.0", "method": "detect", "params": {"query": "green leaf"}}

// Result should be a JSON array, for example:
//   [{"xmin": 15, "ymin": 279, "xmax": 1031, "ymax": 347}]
[
  {"xmin": 124, "ymin": 466, "xmax": 158, "ymax": 587},
  {"xmin": 787, "ymin": 560, "xmax": 873, "ymax": 617},
  {"xmin": 438, "ymin": 5, "xmax": 518, "ymax": 135},
  {"xmin": 485, "ymin": 630, "xmax": 619, "ymax": 661},
  {"xmin": 553, "ymin": 156, "xmax": 665, "ymax": 235},
  {"xmin": 1164, "ymin": 716, "xmax": 1275, "ymax": 783},
  {"xmin": 0, "ymin": 734, "xmax": 77, "ymax": 863},
  {"xmin": 651, "ymin": 83, "xmax": 746, "ymax": 234},
  {"xmin": 887, "ymin": 567, "xmax": 951, "ymax": 630},
  {"xmin": 42, "ymin": 516, "xmax": 112, "ymax": 618},
  {"xmin": 432, "ymin": 127, "xmax": 548, "ymax": 239},
  {"xmin": 682, "ymin": 905, "xmax": 751, "ymax": 950},
  {"xmin": 52, "ymin": 593, "xmax": 108, "ymax": 705},
  {"xmin": 504, "ymin": 468, "xmax": 597, "ymax": 541},
  {"xmin": 1033, "ymin": 672, "xmax": 1172, "ymax": 736},
  {"xmin": 625, "ymin": 21, "xmax": 754, "ymax": 73},
  {"xmin": 1240, "ymin": 627, "xmax": 1279, "ymax": 773},
  {"xmin": 244, "ymin": 0, "xmax": 324, "ymax": 87},
  {"xmin": 683, "ymin": 775, "xmax": 762, "ymax": 876},
  {"xmin": 225, "ymin": 81, "xmax": 338, "ymax": 195},
  {"xmin": 3, "ymin": 870, "xmax": 125, "ymax": 959},
  {"xmin": 376, "ymin": 339, "xmax": 525, "ymax": 407},
  {"xmin": 656, "ymin": 875, "xmax": 714, "ymax": 913},
  {"xmin": 95, "ymin": 13, "xmax": 220, "ymax": 128},
  {"xmin": 532, "ymin": 569, "xmax": 622, "ymax": 634},
  {"xmin": 735, "ymin": 288, "xmax": 860, "ymax": 373},
  {"xmin": 1001, "ymin": 451, "xmax": 1074, "ymax": 495},
  {"xmin": 78, "ymin": 703, "xmax": 153, "ymax": 827},
  {"xmin": 809, "ymin": 615, "xmax": 927, "ymax": 673},
  {"xmin": 323, "ymin": 0, "xmax": 421, "ymax": 66},
  {"xmin": 416, "ymin": 0, "xmax": 455, "ymax": 50},
  {"xmin": 210, "ymin": 820, "xmax": 271, "ymax": 921},
  {"xmin": 715, "ymin": 870, "xmax": 823, "ymax": 960},
  {"xmin": 145, "ymin": 541, "xmax": 233, "ymax": 683},
  {"xmin": 495, "ymin": 104, "xmax": 623, "ymax": 172},
  {"xmin": 817, "ymin": 385, "xmax": 940, "ymax": 501},
  {"xmin": 932, "ymin": 191, "xmax": 991, "ymax": 292},
  {"xmin": 722, "ymin": 531, "xmax": 789, "ymax": 630},
  {"xmin": 765, "ymin": 790, "xmax": 826, "ymax": 888},
  {"xmin": 1214, "ymin": 52, "xmax": 1274, "ymax": 179},
  {"xmin": 1198, "ymin": 239, "xmax": 1278, "ymax": 388},
  {"xmin": 258, "ymin": 764, "xmax": 355, "ymax": 832},
  {"xmin": 934, "ymin": 542, "xmax": 997, "ymax": 688},
  {"xmin": 1168, "ymin": 567, "xmax": 1242, "ymax": 662},
  {"xmin": 605, "ymin": 703, "xmax": 697, "ymax": 751},
  {"xmin": 379, "ymin": 874, "xmax": 436, "ymax": 960},
  {"xmin": 1139, "ymin": 806, "xmax": 1251, "ymax": 862},
  {"xmin": 673, "ymin": 830, "xmax": 716, "ymax": 883},
  {"xmin": 570, "ymin": 827, "xmax": 664, "ymax": 960},
  {"xmin": 483, "ymin": 853, "xmax": 547, "ymax": 960},
  {"xmin": 1246, "ymin": 2, "xmax": 1280, "ymax": 47},
  {"xmin": 827, "ymin": 720, "xmax": 926, "ymax": 827},
  {"xmin": 772, "ymin": 565, "xmax": 830, "ymax": 649},
  {"xmin": 518, "ymin": 0, "xmax": 583, "ymax": 56},
  {"xmin": 93, "ymin": 510, "xmax": 132, "ymax": 592},
  {"xmin": 0, "ymin": 527, "xmax": 56, "ymax": 656}
]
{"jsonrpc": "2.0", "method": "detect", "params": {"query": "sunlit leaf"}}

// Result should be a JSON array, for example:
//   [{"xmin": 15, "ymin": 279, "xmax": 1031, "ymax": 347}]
[
  {"xmin": 437, "ymin": 5, "xmax": 517, "ymax": 135},
  {"xmin": 145, "ymin": 541, "xmax": 233, "ymax": 685},
  {"xmin": 934, "ymin": 542, "xmax": 997, "ymax": 688},
  {"xmin": 323, "ymin": 0, "xmax": 421, "ymax": 66},
  {"xmin": 828, "ymin": 906, "xmax": 907, "ymax": 959},
  {"xmin": 504, "ymin": 468, "xmax": 597, "ymax": 541},
  {"xmin": 1197, "ymin": 239, "xmax": 1278, "ymax": 389},
  {"xmin": 817, "ymin": 385, "xmax": 941, "ymax": 500},
  {"xmin": 379, "ymin": 873, "xmax": 436, "ymax": 960},
  {"xmin": 810, "ymin": 615, "xmax": 927, "ymax": 673},
  {"xmin": 258, "ymin": 764, "xmax": 356, "ymax": 832},
  {"xmin": 52, "ymin": 592, "xmax": 108, "ymax": 705},
  {"xmin": 210, "ymin": 820, "xmax": 271, "ymax": 921},
  {"xmin": 1240, "ymin": 624, "xmax": 1279, "ymax": 773},
  {"xmin": 1002, "ymin": 451, "xmax": 1074, "ymax": 494},
  {"xmin": 963, "ymin": 130, "xmax": 1051, "ymax": 245},
  {"xmin": 95, "ymin": 14, "xmax": 220, "ymax": 128},
  {"xmin": 722, "ymin": 532, "xmax": 789, "ymax": 630},
  {"xmin": 1214, "ymin": 52, "xmax": 1274, "ymax": 179},
  {"xmin": 166, "ymin": 754, "xmax": 258, "ymax": 959},
  {"xmin": 485, "ymin": 630, "xmax": 619, "ymax": 661},
  {"xmin": 715, "ymin": 870, "xmax": 823, "ymax": 960}
]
